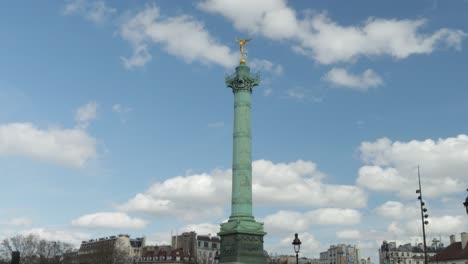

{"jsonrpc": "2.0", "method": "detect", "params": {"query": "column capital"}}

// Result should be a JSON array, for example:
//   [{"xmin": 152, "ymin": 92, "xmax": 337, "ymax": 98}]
[{"xmin": 225, "ymin": 63, "xmax": 260, "ymax": 93}]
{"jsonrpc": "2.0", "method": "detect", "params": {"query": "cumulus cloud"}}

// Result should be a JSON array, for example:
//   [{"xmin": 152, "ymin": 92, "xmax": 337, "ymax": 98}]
[
  {"xmin": 324, "ymin": 68, "xmax": 383, "ymax": 90},
  {"xmin": 120, "ymin": 5, "xmax": 238, "ymax": 69},
  {"xmin": 336, "ymin": 229, "xmax": 361, "ymax": 240},
  {"xmin": 63, "ymin": 0, "xmax": 116, "ymax": 24},
  {"xmin": 387, "ymin": 215, "xmax": 467, "ymax": 239},
  {"xmin": 356, "ymin": 135, "xmax": 468, "ymax": 198},
  {"xmin": 180, "ymin": 223, "xmax": 220, "ymax": 236},
  {"xmin": 199, "ymin": 0, "xmax": 466, "ymax": 64},
  {"xmin": 118, "ymin": 160, "xmax": 367, "ymax": 222},
  {"xmin": 75, "ymin": 101, "xmax": 98, "ymax": 127},
  {"xmin": 198, "ymin": 0, "xmax": 300, "ymax": 40},
  {"xmin": 112, "ymin": 104, "xmax": 132, "ymax": 123},
  {"xmin": 375, "ymin": 201, "xmax": 420, "ymax": 219},
  {"xmin": 262, "ymin": 208, "xmax": 361, "ymax": 234},
  {"xmin": 249, "ymin": 59, "xmax": 284, "ymax": 76},
  {"xmin": 71, "ymin": 212, "xmax": 147, "ymax": 229},
  {"xmin": 0, "ymin": 217, "xmax": 32, "ymax": 227},
  {"xmin": 0, "ymin": 123, "xmax": 96, "ymax": 168}
]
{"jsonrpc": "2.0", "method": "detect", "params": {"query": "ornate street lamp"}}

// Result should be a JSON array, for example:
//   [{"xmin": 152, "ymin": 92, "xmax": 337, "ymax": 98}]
[
  {"xmin": 292, "ymin": 233, "xmax": 301, "ymax": 264},
  {"xmin": 463, "ymin": 189, "xmax": 468, "ymax": 215}
]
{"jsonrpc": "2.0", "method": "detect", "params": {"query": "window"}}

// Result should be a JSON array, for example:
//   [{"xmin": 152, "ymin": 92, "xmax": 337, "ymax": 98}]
[
  {"xmin": 204, "ymin": 242, "xmax": 209, "ymax": 248},
  {"xmin": 212, "ymin": 243, "xmax": 218, "ymax": 248}
]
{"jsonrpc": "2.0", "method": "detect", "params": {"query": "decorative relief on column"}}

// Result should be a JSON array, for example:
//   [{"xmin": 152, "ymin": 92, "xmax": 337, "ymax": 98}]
[{"xmin": 225, "ymin": 67, "xmax": 260, "ymax": 93}]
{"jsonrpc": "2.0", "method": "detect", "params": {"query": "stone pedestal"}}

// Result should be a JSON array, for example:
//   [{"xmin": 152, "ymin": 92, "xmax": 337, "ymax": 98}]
[{"xmin": 219, "ymin": 220, "xmax": 266, "ymax": 263}]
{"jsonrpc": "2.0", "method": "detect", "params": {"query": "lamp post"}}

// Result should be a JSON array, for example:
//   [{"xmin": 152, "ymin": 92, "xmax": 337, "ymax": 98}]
[
  {"xmin": 292, "ymin": 233, "xmax": 301, "ymax": 264},
  {"xmin": 416, "ymin": 167, "xmax": 429, "ymax": 264},
  {"xmin": 463, "ymin": 189, "xmax": 468, "ymax": 215}
]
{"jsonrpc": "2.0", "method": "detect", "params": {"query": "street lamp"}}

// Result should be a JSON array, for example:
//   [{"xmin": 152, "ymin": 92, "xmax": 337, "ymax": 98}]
[
  {"xmin": 214, "ymin": 251, "xmax": 220, "ymax": 264},
  {"xmin": 416, "ymin": 167, "xmax": 429, "ymax": 264},
  {"xmin": 463, "ymin": 189, "xmax": 468, "ymax": 215},
  {"xmin": 292, "ymin": 233, "xmax": 301, "ymax": 264}
]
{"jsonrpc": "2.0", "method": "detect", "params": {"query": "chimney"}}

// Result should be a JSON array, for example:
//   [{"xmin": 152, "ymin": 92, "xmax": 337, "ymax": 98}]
[
  {"xmin": 450, "ymin": 235, "xmax": 456, "ymax": 244},
  {"xmin": 461, "ymin": 232, "xmax": 468, "ymax": 249}
]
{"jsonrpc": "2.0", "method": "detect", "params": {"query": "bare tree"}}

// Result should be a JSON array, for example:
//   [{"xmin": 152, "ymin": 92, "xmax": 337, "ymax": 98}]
[{"xmin": 0, "ymin": 234, "xmax": 75, "ymax": 264}]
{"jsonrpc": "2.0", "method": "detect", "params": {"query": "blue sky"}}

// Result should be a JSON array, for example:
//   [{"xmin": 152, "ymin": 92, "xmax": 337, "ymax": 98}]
[{"xmin": 1, "ymin": 0, "xmax": 468, "ymax": 260}]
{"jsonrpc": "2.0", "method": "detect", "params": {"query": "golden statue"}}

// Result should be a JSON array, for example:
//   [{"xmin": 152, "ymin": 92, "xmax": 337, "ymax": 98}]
[{"xmin": 235, "ymin": 37, "xmax": 251, "ymax": 62}]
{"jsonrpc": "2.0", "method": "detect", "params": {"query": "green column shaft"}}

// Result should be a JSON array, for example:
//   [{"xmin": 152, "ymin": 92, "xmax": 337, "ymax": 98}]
[{"xmin": 231, "ymin": 90, "xmax": 253, "ymax": 218}]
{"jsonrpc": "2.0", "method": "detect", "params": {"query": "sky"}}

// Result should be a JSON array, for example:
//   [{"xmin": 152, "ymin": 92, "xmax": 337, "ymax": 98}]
[{"xmin": 1, "ymin": 0, "xmax": 468, "ymax": 261}]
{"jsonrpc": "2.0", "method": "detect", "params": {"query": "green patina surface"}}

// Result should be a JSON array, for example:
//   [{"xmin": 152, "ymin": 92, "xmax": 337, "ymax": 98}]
[{"xmin": 219, "ymin": 61, "xmax": 267, "ymax": 264}]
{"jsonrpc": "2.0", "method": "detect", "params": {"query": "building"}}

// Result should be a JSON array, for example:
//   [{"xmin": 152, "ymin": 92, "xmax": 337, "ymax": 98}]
[
  {"xmin": 320, "ymin": 244, "xmax": 360, "ymax": 264},
  {"xmin": 429, "ymin": 233, "xmax": 468, "ymax": 264},
  {"xmin": 171, "ymin": 232, "xmax": 221, "ymax": 264},
  {"xmin": 379, "ymin": 240, "xmax": 444, "ymax": 264},
  {"xmin": 135, "ymin": 247, "xmax": 195, "ymax": 263},
  {"xmin": 172, "ymin": 232, "xmax": 197, "ymax": 258},
  {"xmin": 269, "ymin": 255, "xmax": 319, "ymax": 264},
  {"xmin": 77, "ymin": 234, "xmax": 146, "ymax": 264},
  {"xmin": 196, "ymin": 235, "xmax": 220, "ymax": 264}
]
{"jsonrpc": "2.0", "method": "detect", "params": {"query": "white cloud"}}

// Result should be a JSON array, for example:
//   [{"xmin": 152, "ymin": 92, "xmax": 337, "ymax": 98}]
[
  {"xmin": 75, "ymin": 101, "xmax": 98, "ymax": 127},
  {"xmin": 71, "ymin": 212, "xmax": 147, "ymax": 229},
  {"xmin": 146, "ymin": 232, "xmax": 171, "ymax": 246},
  {"xmin": 357, "ymin": 166, "xmax": 408, "ymax": 192},
  {"xmin": 120, "ymin": 5, "xmax": 238, "ymax": 69},
  {"xmin": 19, "ymin": 228, "xmax": 91, "ymax": 247},
  {"xmin": 375, "ymin": 201, "xmax": 419, "ymax": 219},
  {"xmin": 121, "ymin": 45, "xmax": 152, "ymax": 69},
  {"xmin": 63, "ymin": 0, "xmax": 116, "ymax": 24},
  {"xmin": 263, "ymin": 88, "xmax": 273, "ymax": 96},
  {"xmin": 286, "ymin": 87, "xmax": 306, "ymax": 99},
  {"xmin": 118, "ymin": 160, "xmax": 367, "ymax": 222},
  {"xmin": 180, "ymin": 223, "xmax": 220, "ymax": 236},
  {"xmin": 112, "ymin": 104, "xmax": 132, "ymax": 123},
  {"xmin": 305, "ymin": 208, "xmax": 362, "ymax": 225},
  {"xmin": 249, "ymin": 59, "xmax": 283, "ymax": 76},
  {"xmin": 357, "ymin": 135, "xmax": 468, "ymax": 198},
  {"xmin": 262, "ymin": 211, "xmax": 309, "ymax": 234},
  {"xmin": 199, "ymin": 0, "xmax": 466, "ymax": 64},
  {"xmin": 112, "ymin": 104, "xmax": 131, "ymax": 114},
  {"xmin": 198, "ymin": 0, "xmax": 299, "ymax": 40},
  {"xmin": 336, "ymin": 229, "xmax": 361, "ymax": 240},
  {"xmin": 0, "ymin": 123, "xmax": 96, "ymax": 168},
  {"xmin": 0, "ymin": 217, "xmax": 32, "ymax": 227},
  {"xmin": 388, "ymin": 215, "xmax": 467, "ymax": 239},
  {"xmin": 263, "ymin": 208, "xmax": 361, "ymax": 234},
  {"xmin": 324, "ymin": 68, "xmax": 383, "ymax": 90}
]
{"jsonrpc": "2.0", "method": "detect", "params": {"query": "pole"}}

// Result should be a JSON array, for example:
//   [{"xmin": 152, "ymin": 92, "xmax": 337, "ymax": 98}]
[
  {"xmin": 296, "ymin": 252, "xmax": 299, "ymax": 264},
  {"xmin": 418, "ymin": 167, "xmax": 428, "ymax": 264}
]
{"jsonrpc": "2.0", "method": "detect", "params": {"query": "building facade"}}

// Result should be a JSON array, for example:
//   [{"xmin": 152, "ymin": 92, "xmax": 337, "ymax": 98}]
[
  {"xmin": 379, "ymin": 240, "xmax": 444, "ymax": 264},
  {"xmin": 429, "ymin": 233, "xmax": 468, "ymax": 264},
  {"xmin": 320, "ymin": 244, "xmax": 360, "ymax": 264},
  {"xmin": 171, "ymin": 232, "xmax": 221, "ymax": 264},
  {"xmin": 196, "ymin": 235, "xmax": 220, "ymax": 264},
  {"xmin": 77, "ymin": 234, "xmax": 145, "ymax": 264}
]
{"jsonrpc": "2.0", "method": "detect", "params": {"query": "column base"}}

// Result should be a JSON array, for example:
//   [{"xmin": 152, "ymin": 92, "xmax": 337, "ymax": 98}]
[{"xmin": 218, "ymin": 219, "xmax": 267, "ymax": 264}]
